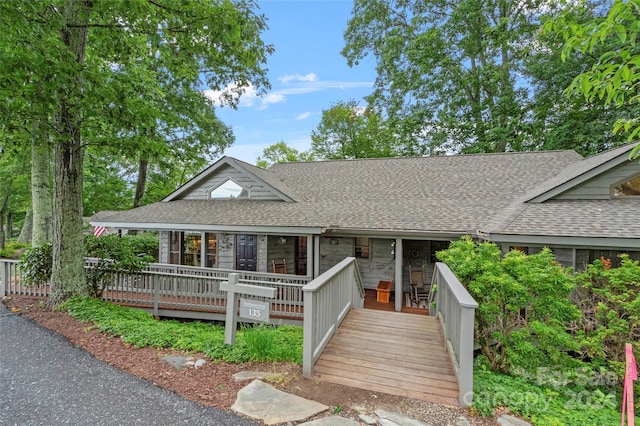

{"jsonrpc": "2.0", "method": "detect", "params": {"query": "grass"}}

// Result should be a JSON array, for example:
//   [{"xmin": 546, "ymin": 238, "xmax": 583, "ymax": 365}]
[
  {"xmin": 472, "ymin": 363, "xmax": 621, "ymax": 425},
  {"xmin": 60, "ymin": 297, "xmax": 303, "ymax": 364}
]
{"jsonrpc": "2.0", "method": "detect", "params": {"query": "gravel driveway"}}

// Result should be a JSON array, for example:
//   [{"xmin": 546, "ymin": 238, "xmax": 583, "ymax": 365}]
[{"xmin": 0, "ymin": 302, "xmax": 256, "ymax": 426}]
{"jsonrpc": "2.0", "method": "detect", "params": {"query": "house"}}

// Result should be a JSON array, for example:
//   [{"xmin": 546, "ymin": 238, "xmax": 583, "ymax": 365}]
[{"xmin": 92, "ymin": 142, "xmax": 640, "ymax": 311}]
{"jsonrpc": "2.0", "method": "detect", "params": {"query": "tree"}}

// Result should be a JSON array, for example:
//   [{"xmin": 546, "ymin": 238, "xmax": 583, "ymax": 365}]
[
  {"xmin": 342, "ymin": 0, "xmax": 540, "ymax": 154},
  {"xmin": 527, "ymin": 2, "xmax": 637, "ymax": 156},
  {"xmin": 256, "ymin": 141, "xmax": 314, "ymax": 169},
  {"xmin": 0, "ymin": 0, "xmax": 272, "ymax": 304},
  {"xmin": 310, "ymin": 100, "xmax": 399, "ymax": 159},
  {"xmin": 544, "ymin": 0, "xmax": 640, "ymax": 159}
]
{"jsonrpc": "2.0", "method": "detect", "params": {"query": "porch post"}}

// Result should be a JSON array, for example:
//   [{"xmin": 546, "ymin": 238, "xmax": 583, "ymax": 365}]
[
  {"xmin": 313, "ymin": 235, "xmax": 320, "ymax": 278},
  {"xmin": 306, "ymin": 234, "xmax": 314, "ymax": 278},
  {"xmin": 394, "ymin": 238, "xmax": 403, "ymax": 312}
]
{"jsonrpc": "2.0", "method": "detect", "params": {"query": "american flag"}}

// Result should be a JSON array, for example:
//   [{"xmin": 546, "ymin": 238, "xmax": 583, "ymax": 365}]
[{"xmin": 93, "ymin": 225, "xmax": 107, "ymax": 237}]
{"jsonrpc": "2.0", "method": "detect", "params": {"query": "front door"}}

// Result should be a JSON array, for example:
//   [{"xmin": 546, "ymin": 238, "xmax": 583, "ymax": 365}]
[{"xmin": 236, "ymin": 234, "xmax": 257, "ymax": 271}]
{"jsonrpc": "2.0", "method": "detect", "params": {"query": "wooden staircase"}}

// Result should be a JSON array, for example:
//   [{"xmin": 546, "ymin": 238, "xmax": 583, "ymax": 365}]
[{"xmin": 312, "ymin": 308, "xmax": 460, "ymax": 406}]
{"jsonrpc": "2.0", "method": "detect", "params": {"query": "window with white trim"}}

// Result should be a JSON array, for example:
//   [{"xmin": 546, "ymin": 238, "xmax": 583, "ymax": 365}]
[
  {"xmin": 614, "ymin": 174, "xmax": 640, "ymax": 196},
  {"xmin": 210, "ymin": 179, "xmax": 245, "ymax": 199}
]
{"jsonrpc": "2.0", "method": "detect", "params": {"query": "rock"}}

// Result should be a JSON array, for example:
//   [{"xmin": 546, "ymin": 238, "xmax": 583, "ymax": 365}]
[
  {"xmin": 299, "ymin": 416, "xmax": 360, "ymax": 425},
  {"xmin": 498, "ymin": 414, "xmax": 532, "ymax": 426},
  {"xmin": 232, "ymin": 380, "xmax": 328, "ymax": 425},
  {"xmin": 358, "ymin": 413, "xmax": 378, "ymax": 425},
  {"xmin": 161, "ymin": 355, "xmax": 191, "ymax": 370},
  {"xmin": 455, "ymin": 416, "xmax": 471, "ymax": 426},
  {"xmin": 375, "ymin": 409, "xmax": 431, "ymax": 426},
  {"xmin": 232, "ymin": 371, "xmax": 274, "ymax": 381},
  {"xmin": 194, "ymin": 359, "xmax": 205, "ymax": 369}
]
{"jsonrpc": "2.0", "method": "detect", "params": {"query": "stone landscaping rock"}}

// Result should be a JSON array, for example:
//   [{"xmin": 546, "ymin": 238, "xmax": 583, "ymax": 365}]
[
  {"xmin": 232, "ymin": 371, "xmax": 274, "ymax": 381},
  {"xmin": 232, "ymin": 380, "xmax": 328, "ymax": 426},
  {"xmin": 299, "ymin": 415, "xmax": 360, "ymax": 425},
  {"xmin": 161, "ymin": 355, "xmax": 191, "ymax": 370},
  {"xmin": 358, "ymin": 413, "xmax": 379, "ymax": 425},
  {"xmin": 498, "ymin": 414, "xmax": 532, "ymax": 426},
  {"xmin": 455, "ymin": 416, "xmax": 471, "ymax": 426},
  {"xmin": 375, "ymin": 409, "xmax": 432, "ymax": 426}
]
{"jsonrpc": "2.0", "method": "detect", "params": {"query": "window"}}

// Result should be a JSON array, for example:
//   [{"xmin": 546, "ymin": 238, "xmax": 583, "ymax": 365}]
[
  {"xmin": 169, "ymin": 231, "xmax": 181, "ymax": 264},
  {"xmin": 354, "ymin": 237, "xmax": 370, "ymax": 259},
  {"xmin": 169, "ymin": 231, "xmax": 203, "ymax": 266},
  {"xmin": 614, "ymin": 174, "xmax": 640, "ymax": 196},
  {"xmin": 210, "ymin": 179, "xmax": 245, "ymax": 199},
  {"xmin": 205, "ymin": 233, "xmax": 217, "ymax": 267}
]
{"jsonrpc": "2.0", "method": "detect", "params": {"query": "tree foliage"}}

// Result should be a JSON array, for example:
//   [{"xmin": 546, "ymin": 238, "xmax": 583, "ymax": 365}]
[
  {"xmin": 0, "ymin": 0, "xmax": 272, "ymax": 304},
  {"xmin": 310, "ymin": 100, "xmax": 400, "ymax": 159},
  {"xmin": 256, "ymin": 141, "xmax": 314, "ymax": 169},
  {"xmin": 342, "ymin": 0, "xmax": 540, "ymax": 154},
  {"xmin": 527, "ymin": 2, "xmax": 637, "ymax": 156},
  {"xmin": 544, "ymin": 0, "xmax": 640, "ymax": 158}
]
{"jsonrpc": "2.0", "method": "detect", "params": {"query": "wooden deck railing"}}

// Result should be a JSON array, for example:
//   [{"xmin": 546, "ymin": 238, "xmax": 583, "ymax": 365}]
[
  {"xmin": 1, "ymin": 259, "xmax": 309, "ymax": 322},
  {"xmin": 301, "ymin": 257, "xmax": 364, "ymax": 376},
  {"xmin": 430, "ymin": 262, "xmax": 478, "ymax": 407}
]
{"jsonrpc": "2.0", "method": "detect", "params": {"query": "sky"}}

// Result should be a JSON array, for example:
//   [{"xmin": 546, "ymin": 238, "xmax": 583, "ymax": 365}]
[{"xmin": 210, "ymin": 0, "xmax": 377, "ymax": 165}]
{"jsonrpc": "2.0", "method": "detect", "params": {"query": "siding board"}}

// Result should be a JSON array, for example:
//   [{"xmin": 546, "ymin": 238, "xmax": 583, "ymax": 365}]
[
  {"xmin": 555, "ymin": 161, "xmax": 640, "ymax": 200},
  {"xmin": 177, "ymin": 165, "xmax": 282, "ymax": 201}
]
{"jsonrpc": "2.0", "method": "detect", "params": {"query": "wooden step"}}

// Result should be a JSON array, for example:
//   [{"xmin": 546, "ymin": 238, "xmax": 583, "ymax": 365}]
[{"xmin": 312, "ymin": 308, "xmax": 460, "ymax": 406}]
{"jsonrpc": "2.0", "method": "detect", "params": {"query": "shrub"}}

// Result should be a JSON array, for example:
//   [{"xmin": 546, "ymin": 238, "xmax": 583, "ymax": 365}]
[
  {"xmin": 573, "ymin": 255, "xmax": 640, "ymax": 377},
  {"xmin": 0, "ymin": 241, "xmax": 28, "ymax": 259},
  {"xmin": 436, "ymin": 237, "xmax": 581, "ymax": 374},
  {"xmin": 19, "ymin": 243, "xmax": 53, "ymax": 287},
  {"xmin": 19, "ymin": 235, "xmax": 156, "ymax": 295}
]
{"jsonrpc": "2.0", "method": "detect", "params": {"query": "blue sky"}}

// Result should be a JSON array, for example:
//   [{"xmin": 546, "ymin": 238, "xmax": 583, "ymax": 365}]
[{"xmin": 210, "ymin": 0, "xmax": 376, "ymax": 165}]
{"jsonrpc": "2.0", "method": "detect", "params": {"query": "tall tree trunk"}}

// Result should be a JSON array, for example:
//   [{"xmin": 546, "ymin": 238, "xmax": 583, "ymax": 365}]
[
  {"xmin": 0, "ymin": 182, "xmax": 11, "ymax": 249},
  {"xmin": 17, "ymin": 210, "xmax": 33, "ymax": 244},
  {"xmin": 133, "ymin": 155, "xmax": 148, "ymax": 208},
  {"xmin": 50, "ymin": 0, "xmax": 92, "ymax": 305},
  {"xmin": 32, "ymin": 142, "xmax": 53, "ymax": 245}
]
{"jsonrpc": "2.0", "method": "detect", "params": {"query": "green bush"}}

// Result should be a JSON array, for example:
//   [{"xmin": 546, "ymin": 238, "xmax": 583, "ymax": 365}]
[
  {"xmin": 19, "ymin": 243, "xmax": 53, "ymax": 287},
  {"xmin": 0, "ymin": 241, "xmax": 28, "ymax": 259},
  {"xmin": 61, "ymin": 297, "xmax": 303, "ymax": 364},
  {"xmin": 18, "ymin": 234, "xmax": 157, "ymax": 295},
  {"xmin": 436, "ymin": 237, "xmax": 581, "ymax": 374},
  {"xmin": 473, "ymin": 361, "xmax": 620, "ymax": 425},
  {"xmin": 573, "ymin": 255, "xmax": 640, "ymax": 367}
]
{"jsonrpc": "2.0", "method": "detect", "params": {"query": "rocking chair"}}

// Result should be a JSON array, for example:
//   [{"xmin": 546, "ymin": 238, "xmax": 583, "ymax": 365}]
[
  {"xmin": 272, "ymin": 258, "xmax": 287, "ymax": 274},
  {"xmin": 409, "ymin": 265, "xmax": 428, "ymax": 307}
]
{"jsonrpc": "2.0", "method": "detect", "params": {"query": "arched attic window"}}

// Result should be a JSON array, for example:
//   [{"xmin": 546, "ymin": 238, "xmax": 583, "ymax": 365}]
[
  {"xmin": 209, "ymin": 178, "xmax": 247, "ymax": 199},
  {"xmin": 613, "ymin": 173, "xmax": 640, "ymax": 196}
]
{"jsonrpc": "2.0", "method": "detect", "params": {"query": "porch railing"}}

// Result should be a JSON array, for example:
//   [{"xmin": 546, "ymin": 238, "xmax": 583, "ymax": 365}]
[
  {"xmin": 430, "ymin": 262, "xmax": 478, "ymax": 407},
  {"xmin": 1, "ymin": 259, "xmax": 309, "ymax": 322},
  {"xmin": 302, "ymin": 256, "xmax": 364, "ymax": 376}
]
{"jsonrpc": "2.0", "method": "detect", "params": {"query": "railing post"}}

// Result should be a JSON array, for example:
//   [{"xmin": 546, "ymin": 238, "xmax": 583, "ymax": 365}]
[
  {"xmin": 302, "ymin": 285, "xmax": 314, "ymax": 376},
  {"xmin": 153, "ymin": 274, "xmax": 160, "ymax": 318},
  {"xmin": 459, "ymin": 305, "xmax": 475, "ymax": 406},
  {"xmin": 1, "ymin": 260, "xmax": 7, "ymax": 297}
]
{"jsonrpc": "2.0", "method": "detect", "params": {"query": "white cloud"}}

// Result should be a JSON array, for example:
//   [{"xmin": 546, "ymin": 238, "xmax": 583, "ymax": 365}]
[
  {"xmin": 203, "ymin": 77, "xmax": 373, "ymax": 111},
  {"xmin": 278, "ymin": 73, "xmax": 318, "ymax": 84},
  {"xmin": 295, "ymin": 112, "xmax": 311, "ymax": 120}
]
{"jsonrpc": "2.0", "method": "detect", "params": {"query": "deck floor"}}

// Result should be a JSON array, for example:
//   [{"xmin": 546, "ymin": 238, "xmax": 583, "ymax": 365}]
[{"xmin": 312, "ymin": 308, "xmax": 460, "ymax": 406}]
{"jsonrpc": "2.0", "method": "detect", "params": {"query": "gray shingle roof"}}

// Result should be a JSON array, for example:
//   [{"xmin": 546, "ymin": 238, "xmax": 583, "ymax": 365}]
[
  {"xmin": 98, "ymin": 150, "xmax": 584, "ymax": 235},
  {"xmin": 484, "ymin": 198, "xmax": 640, "ymax": 238}
]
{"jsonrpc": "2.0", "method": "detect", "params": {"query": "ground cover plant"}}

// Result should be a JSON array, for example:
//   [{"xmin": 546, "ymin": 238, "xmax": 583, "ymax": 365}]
[
  {"xmin": 437, "ymin": 236, "xmax": 639, "ymax": 424},
  {"xmin": 60, "ymin": 297, "xmax": 303, "ymax": 364}
]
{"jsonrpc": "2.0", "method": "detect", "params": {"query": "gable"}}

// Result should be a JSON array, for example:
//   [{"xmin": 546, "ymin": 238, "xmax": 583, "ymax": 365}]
[
  {"xmin": 163, "ymin": 157, "xmax": 295, "ymax": 202},
  {"xmin": 551, "ymin": 160, "xmax": 640, "ymax": 200},
  {"xmin": 527, "ymin": 142, "xmax": 640, "ymax": 203}
]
